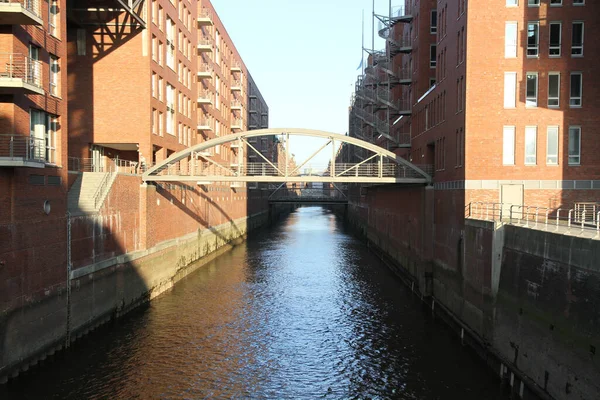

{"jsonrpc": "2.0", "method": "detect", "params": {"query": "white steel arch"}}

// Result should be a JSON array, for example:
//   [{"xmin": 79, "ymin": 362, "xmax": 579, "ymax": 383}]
[{"xmin": 142, "ymin": 128, "xmax": 432, "ymax": 184}]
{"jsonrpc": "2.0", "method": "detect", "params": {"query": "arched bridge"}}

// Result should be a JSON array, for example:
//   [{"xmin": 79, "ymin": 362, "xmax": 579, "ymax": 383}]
[{"xmin": 142, "ymin": 128, "xmax": 432, "ymax": 184}]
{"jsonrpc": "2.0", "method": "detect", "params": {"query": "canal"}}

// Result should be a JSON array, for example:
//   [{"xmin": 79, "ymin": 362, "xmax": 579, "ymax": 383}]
[{"xmin": 2, "ymin": 207, "xmax": 508, "ymax": 399}]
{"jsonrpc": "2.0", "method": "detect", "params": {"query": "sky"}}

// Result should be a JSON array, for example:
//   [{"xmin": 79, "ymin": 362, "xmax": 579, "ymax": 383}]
[{"xmin": 211, "ymin": 0, "xmax": 392, "ymax": 167}]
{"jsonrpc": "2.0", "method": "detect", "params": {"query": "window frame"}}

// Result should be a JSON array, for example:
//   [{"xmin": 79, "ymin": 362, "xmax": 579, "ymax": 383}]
[
  {"xmin": 526, "ymin": 72, "xmax": 538, "ymax": 107},
  {"xmin": 503, "ymin": 126, "xmax": 516, "ymax": 165},
  {"xmin": 505, "ymin": 22, "xmax": 518, "ymax": 58},
  {"xmin": 504, "ymin": 72, "xmax": 517, "ymax": 109},
  {"xmin": 569, "ymin": 72, "xmax": 582, "ymax": 108},
  {"xmin": 430, "ymin": 10, "xmax": 437, "ymax": 34},
  {"xmin": 568, "ymin": 126, "xmax": 581, "ymax": 165},
  {"xmin": 546, "ymin": 126, "xmax": 559, "ymax": 165},
  {"xmin": 527, "ymin": 21, "xmax": 540, "ymax": 57},
  {"xmin": 549, "ymin": 22, "xmax": 561, "ymax": 57},
  {"xmin": 524, "ymin": 126, "xmax": 537, "ymax": 165},
  {"xmin": 548, "ymin": 72, "xmax": 560, "ymax": 108},
  {"xmin": 48, "ymin": 0, "xmax": 58, "ymax": 38},
  {"xmin": 430, "ymin": 44, "xmax": 437, "ymax": 68},
  {"xmin": 571, "ymin": 22, "xmax": 584, "ymax": 57},
  {"xmin": 49, "ymin": 54, "xmax": 59, "ymax": 97}
]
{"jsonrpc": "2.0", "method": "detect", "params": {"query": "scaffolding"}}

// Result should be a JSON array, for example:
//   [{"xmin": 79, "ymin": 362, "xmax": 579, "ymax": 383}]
[{"xmin": 348, "ymin": 1, "xmax": 413, "ymax": 161}]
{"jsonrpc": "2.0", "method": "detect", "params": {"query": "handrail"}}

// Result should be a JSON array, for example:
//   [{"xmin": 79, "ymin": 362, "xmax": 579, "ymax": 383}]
[
  {"xmin": 1, "ymin": 0, "xmax": 41, "ymax": 17},
  {"xmin": 468, "ymin": 202, "xmax": 600, "ymax": 237},
  {"xmin": 0, "ymin": 53, "xmax": 42, "ymax": 87},
  {"xmin": 0, "ymin": 133, "xmax": 45, "ymax": 161}
]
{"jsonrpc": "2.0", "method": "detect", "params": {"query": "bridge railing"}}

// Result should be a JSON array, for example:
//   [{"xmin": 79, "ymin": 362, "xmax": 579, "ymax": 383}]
[{"xmin": 467, "ymin": 202, "xmax": 600, "ymax": 238}]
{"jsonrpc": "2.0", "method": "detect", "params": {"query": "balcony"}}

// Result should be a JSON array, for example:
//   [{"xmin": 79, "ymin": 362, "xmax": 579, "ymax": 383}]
[
  {"xmin": 0, "ymin": 53, "xmax": 43, "ymax": 95},
  {"xmin": 230, "ymin": 80, "xmax": 242, "ymax": 92},
  {"xmin": 231, "ymin": 119, "xmax": 243, "ymax": 130},
  {"xmin": 231, "ymin": 100, "xmax": 242, "ymax": 111},
  {"xmin": 197, "ymin": 8, "xmax": 213, "ymax": 27},
  {"xmin": 0, "ymin": 134, "xmax": 47, "ymax": 168},
  {"xmin": 0, "ymin": 0, "xmax": 42, "ymax": 25},
  {"xmin": 197, "ymin": 64, "xmax": 213, "ymax": 80},
  {"xmin": 197, "ymin": 39, "xmax": 213, "ymax": 54},
  {"xmin": 230, "ymin": 62, "xmax": 242, "ymax": 73},
  {"xmin": 389, "ymin": 36, "xmax": 412, "ymax": 55},
  {"xmin": 197, "ymin": 118, "xmax": 212, "ymax": 132},
  {"xmin": 197, "ymin": 90, "xmax": 212, "ymax": 105}
]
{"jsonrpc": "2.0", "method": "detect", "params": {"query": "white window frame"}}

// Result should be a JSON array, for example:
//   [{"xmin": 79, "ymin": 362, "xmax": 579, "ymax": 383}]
[
  {"xmin": 503, "ymin": 126, "xmax": 515, "ymax": 165},
  {"xmin": 166, "ymin": 84, "xmax": 175, "ymax": 135},
  {"xmin": 548, "ymin": 72, "xmax": 560, "ymax": 108},
  {"xmin": 570, "ymin": 72, "xmax": 582, "ymax": 107},
  {"xmin": 524, "ymin": 126, "xmax": 537, "ymax": 165},
  {"xmin": 571, "ymin": 22, "xmax": 584, "ymax": 57},
  {"xmin": 48, "ymin": 0, "xmax": 58, "ymax": 38},
  {"xmin": 430, "ymin": 10, "xmax": 437, "ymax": 34},
  {"xmin": 527, "ymin": 21, "xmax": 539, "ymax": 57},
  {"xmin": 546, "ymin": 126, "xmax": 559, "ymax": 165},
  {"xmin": 504, "ymin": 72, "xmax": 517, "ymax": 108},
  {"xmin": 506, "ymin": 0, "xmax": 518, "ymax": 6},
  {"xmin": 166, "ymin": 17, "xmax": 175, "ymax": 70},
  {"xmin": 549, "ymin": 22, "xmax": 561, "ymax": 57},
  {"xmin": 49, "ymin": 55, "xmax": 59, "ymax": 97},
  {"xmin": 505, "ymin": 22, "xmax": 518, "ymax": 58},
  {"xmin": 46, "ymin": 114, "xmax": 57, "ymax": 164},
  {"xmin": 526, "ymin": 72, "xmax": 538, "ymax": 107},
  {"xmin": 528, "ymin": 0, "xmax": 540, "ymax": 6},
  {"xmin": 568, "ymin": 126, "xmax": 581, "ymax": 165}
]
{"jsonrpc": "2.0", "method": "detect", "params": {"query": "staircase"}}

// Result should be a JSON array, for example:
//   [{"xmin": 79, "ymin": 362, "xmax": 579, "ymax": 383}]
[{"xmin": 68, "ymin": 172, "xmax": 117, "ymax": 215}]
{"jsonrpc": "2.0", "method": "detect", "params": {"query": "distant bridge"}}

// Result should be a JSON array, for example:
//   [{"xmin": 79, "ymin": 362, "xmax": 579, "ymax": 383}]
[{"xmin": 142, "ymin": 128, "xmax": 432, "ymax": 185}]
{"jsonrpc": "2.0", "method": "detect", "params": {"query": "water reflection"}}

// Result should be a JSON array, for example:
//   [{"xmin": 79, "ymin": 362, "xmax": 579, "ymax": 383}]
[{"xmin": 1, "ymin": 206, "xmax": 506, "ymax": 399}]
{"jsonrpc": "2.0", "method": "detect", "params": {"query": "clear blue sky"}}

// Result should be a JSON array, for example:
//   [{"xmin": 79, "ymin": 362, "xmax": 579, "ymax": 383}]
[{"xmin": 212, "ymin": 0, "xmax": 390, "ymax": 166}]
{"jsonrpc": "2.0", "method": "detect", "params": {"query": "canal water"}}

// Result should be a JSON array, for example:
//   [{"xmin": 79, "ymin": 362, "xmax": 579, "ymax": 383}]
[{"xmin": 2, "ymin": 207, "xmax": 508, "ymax": 399}]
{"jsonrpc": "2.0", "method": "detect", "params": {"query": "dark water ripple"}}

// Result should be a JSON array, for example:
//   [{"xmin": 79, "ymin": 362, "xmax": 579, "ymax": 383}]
[{"xmin": 1, "ymin": 207, "xmax": 507, "ymax": 400}]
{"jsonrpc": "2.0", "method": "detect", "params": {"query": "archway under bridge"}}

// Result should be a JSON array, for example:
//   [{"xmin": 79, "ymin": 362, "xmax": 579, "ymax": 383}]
[{"xmin": 141, "ymin": 128, "xmax": 432, "ymax": 186}]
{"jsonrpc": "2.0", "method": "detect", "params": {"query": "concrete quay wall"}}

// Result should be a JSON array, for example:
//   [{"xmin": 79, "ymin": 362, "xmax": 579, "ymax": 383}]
[
  {"xmin": 0, "ymin": 175, "xmax": 272, "ymax": 383},
  {"xmin": 347, "ymin": 191, "xmax": 600, "ymax": 400}
]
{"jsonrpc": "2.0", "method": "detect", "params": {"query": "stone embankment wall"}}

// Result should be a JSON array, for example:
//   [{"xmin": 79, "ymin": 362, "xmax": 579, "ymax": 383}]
[
  {"xmin": 347, "ymin": 190, "xmax": 600, "ymax": 400},
  {"xmin": 0, "ymin": 175, "xmax": 271, "ymax": 383}
]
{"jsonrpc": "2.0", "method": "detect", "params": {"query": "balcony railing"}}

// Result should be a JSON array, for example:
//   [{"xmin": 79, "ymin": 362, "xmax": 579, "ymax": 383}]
[
  {"xmin": 197, "ymin": 63, "xmax": 213, "ymax": 78},
  {"xmin": 0, "ymin": 0, "xmax": 42, "ymax": 24},
  {"xmin": 197, "ymin": 8, "xmax": 213, "ymax": 26},
  {"xmin": 0, "ymin": 134, "xmax": 46, "ymax": 166},
  {"xmin": 0, "ymin": 53, "xmax": 43, "ymax": 91},
  {"xmin": 197, "ymin": 90, "xmax": 212, "ymax": 104},
  {"xmin": 197, "ymin": 39, "xmax": 212, "ymax": 53}
]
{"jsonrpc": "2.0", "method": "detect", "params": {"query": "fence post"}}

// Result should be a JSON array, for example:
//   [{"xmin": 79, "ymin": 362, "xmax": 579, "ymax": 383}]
[{"xmin": 581, "ymin": 210, "xmax": 586, "ymax": 233}]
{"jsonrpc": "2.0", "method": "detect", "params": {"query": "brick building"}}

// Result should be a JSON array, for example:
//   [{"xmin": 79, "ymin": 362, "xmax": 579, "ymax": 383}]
[{"xmin": 349, "ymin": 0, "xmax": 599, "ymax": 265}]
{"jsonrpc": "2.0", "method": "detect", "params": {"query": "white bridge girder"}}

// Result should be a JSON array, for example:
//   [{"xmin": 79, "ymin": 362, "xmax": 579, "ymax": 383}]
[{"xmin": 142, "ymin": 128, "xmax": 432, "ymax": 185}]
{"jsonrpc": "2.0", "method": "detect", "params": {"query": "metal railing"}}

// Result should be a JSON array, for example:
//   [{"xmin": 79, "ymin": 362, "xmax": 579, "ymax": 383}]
[
  {"xmin": 0, "ymin": 53, "xmax": 42, "ymax": 88},
  {"xmin": 467, "ymin": 202, "xmax": 600, "ymax": 237},
  {"xmin": 197, "ymin": 89, "xmax": 212, "ymax": 101},
  {"xmin": 0, "ymin": 0, "xmax": 41, "ymax": 17},
  {"xmin": 198, "ymin": 8, "xmax": 212, "ymax": 20},
  {"xmin": 0, "ymin": 134, "xmax": 45, "ymax": 162},
  {"xmin": 93, "ymin": 159, "xmax": 116, "ymax": 209}
]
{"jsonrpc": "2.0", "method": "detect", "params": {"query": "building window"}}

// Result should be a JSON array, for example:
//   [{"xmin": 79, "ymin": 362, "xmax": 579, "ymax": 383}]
[
  {"xmin": 46, "ymin": 115, "xmax": 57, "ymax": 164},
  {"xmin": 152, "ymin": 73, "xmax": 157, "ymax": 98},
  {"xmin": 166, "ymin": 18, "xmax": 175, "ymax": 69},
  {"xmin": 215, "ymin": 76, "xmax": 220, "ymax": 110},
  {"xmin": 506, "ymin": 0, "xmax": 518, "ymax": 5},
  {"xmin": 430, "ymin": 10, "xmax": 437, "ymax": 34},
  {"xmin": 549, "ymin": 22, "xmax": 561, "ymax": 56},
  {"xmin": 158, "ymin": 41, "xmax": 163, "ymax": 66},
  {"xmin": 525, "ymin": 126, "xmax": 537, "ymax": 165},
  {"xmin": 526, "ymin": 72, "xmax": 538, "ymax": 107},
  {"xmin": 504, "ymin": 72, "xmax": 516, "ymax": 108},
  {"xmin": 166, "ymin": 84, "xmax": 175, "ymax": 135},
  {"xmin": 158, "ymin": 112, "xmax": 164, "ymax": 136},
  {"xmin": 152, "ymin": 109, "xmax": 157, "ymax": 134},
  {"xmin": 49, "ymin": 55, "xmax": 59, "ymax": 97},
  {"xmin": 430, "ymin": 44, "xmax": 437, "ymax": 68},
  {"xmin": 570, "ymin": 72, "xmax": 582, "ymax": 107},
  {"xmin": 573, "ymin": 0, "xmax": 584, "ymax": 5},
  {"xmin": 550, "ymin": 0, "xmax": 562, "ymax": 5},
  {"xmin": 568, "ymin": 126, "xmax": 581, "ymax": 165},
  {"xmin": 49, "ymin": 0, "xmax": 58, "ymax": 37},
  {"xmin": 505, "ymin": 22, "xmax": 518, "ymax": 58},
  {"xmin": 503, "ymin": 126, "xmax": 515, "ymax": 165},
  {"xmin": 548, "ymin": 73, "xmax": 560, "ymax": 107},
  {"xmin": 429, "ymin": 78, "xmax": 436, "ymax": 87},
  {"xmin": 158, "ymin": 76, "xmax": 163, "ymax": 101},
  {"xmin": 28, "ymin": 44, "xmax": 41, "ymax": 86},
  {"xmin": 215, "ymin": 30, "xmax": 220, "ymax": 65},
  {"xmin": 571, "ymin": 22, "xmax": 584, "ymax": 56},
  {"xmin": 527, "ymin": 22, "xmax": 539, "ymax": 56},
  {"xmin": 528, "ymin": 0, "xmax": 540, "ymax": 5},
  {"xmin": 546, "ymin": 126, "xmax": 559, "ymax": 165}
]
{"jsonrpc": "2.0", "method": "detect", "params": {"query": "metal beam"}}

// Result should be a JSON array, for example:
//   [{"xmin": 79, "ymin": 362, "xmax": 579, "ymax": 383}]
[
  {"xmin": 144, "ymin": 175, "xmax": 428, "ymax": 184},
  {"xmin": 142, "ymin": 128, "xmax": 431, "ymax": 183}
]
